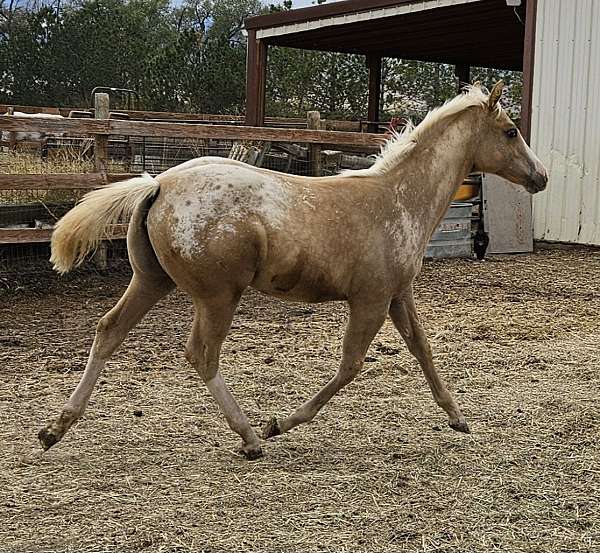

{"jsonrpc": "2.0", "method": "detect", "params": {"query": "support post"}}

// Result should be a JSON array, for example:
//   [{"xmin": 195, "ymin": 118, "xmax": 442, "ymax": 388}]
[
  {"xmin": 307, "ymin": 111, "xmax": 322, "ymax": 177},
  {"xmin": 367, "ymin": 55, "xmax": 382, "ymax": 133},
  {"xmin": 93, "ymin": 92, "xmax": 110, "ymax": 269},
  {"xmin": 521, "ymin": 0, "xmax": 538, "ymax": 142},
  {"xmin": 455, "ymin": 64, "xmax": 470, "ymax": 91},
  {"xmin": 94, "ymin": 92, "xmax": 109, "ymax": 173},
  {"xmin": 245, "ymin": 30, "xmax": 268, "ymax": 127}
]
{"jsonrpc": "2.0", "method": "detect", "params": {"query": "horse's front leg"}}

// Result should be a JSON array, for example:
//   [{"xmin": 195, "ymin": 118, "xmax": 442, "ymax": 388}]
[
  {"xmin": 264, "ymin": 297, "xmax": 389, "ymax": 439},
  {"xmin": 389, "ymin": 288, "xmax": 469, "ymax": 433}
]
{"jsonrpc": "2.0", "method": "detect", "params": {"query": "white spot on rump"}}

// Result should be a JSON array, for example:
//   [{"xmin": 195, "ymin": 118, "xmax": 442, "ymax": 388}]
[{"xmin": 166, "ymin": 164, "xmax": 290, "ymax": 259}]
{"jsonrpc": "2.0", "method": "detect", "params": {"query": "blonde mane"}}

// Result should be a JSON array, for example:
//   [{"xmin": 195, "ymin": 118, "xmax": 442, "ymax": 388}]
[{"xmin": 347, "ymin": 85, "xmax": 499, "ymax": 177}]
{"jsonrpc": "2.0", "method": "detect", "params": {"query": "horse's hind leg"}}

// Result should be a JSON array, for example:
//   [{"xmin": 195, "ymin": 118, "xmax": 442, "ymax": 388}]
[
  {"xmin": 389, "ymin": 289, "xmax": 469, "ymax": 433},
  {"xmin": 186, "ymin": 292, "xmax": 262, "ymax": 460},
  {"xmin": 38, "ymin": 273, "xmax": 173, "ymax": 450},
  {"xmin": 39, "ymin": 200, "xmax": 174, "ymax": 451}
]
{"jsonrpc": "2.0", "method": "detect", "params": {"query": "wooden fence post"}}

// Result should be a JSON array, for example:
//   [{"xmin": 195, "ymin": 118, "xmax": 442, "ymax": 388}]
[
  {"xmin": 93, "ymin": 92, "xmax": 110, "ymax": 269},
  {"xmin": 7, "ymin": 106, "xmax": 16, "ymax": 151},
  {"xmin": 307, "ymin": 111, "xmax": 322, "ymax": 177},
  {"xmin": 94, "ymin": 93, "xmax": 110, "ymax": 173}
]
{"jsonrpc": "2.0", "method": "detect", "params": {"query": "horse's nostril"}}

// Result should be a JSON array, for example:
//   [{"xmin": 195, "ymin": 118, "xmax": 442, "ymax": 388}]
[{"xmin": 529, "ymin": 172, "xmax": 547, "ymax": 193}]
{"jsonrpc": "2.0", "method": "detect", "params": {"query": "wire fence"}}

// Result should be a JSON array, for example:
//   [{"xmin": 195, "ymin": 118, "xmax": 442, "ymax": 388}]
[{"xmin": 0, "ymin": 137, "xmax": 343, "ymax": 275}]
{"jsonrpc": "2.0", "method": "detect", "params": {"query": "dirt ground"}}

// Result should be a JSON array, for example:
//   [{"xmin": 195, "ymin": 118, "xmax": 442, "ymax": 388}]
[{"xmin": 0, "ymin": 247, "xmax": 599, "ymax": 553}]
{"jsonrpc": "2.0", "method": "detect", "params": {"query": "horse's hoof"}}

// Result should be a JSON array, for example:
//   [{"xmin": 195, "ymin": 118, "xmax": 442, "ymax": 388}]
[
  {"xmin": 449, "ymin": 419, "xmax": 471, "ymax": 434},
  {"xmin": 240, "ymin": 443, "xmax": 263, "ymax": 461},
  {"xmin": 38, "ymin": 427, "xmax": 59, "ymax": 451},
  {"xmin": 263, "ymin": 416, "xmax": 281, "ymax": 439}
]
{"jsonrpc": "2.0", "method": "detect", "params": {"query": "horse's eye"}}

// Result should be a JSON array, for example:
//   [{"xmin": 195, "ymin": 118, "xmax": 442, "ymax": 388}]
[{"xmin": 506, "ymin": 128, "xmax": 518, "ymax": 138}]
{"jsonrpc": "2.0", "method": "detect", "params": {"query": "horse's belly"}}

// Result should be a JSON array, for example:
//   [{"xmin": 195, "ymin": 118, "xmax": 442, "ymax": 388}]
[
  {"xmin": 251, "ymin": 252, "xmax": 349, "ymax": 303},
  {"xmin": 253, "ymin": 279, "xmax": 346, "ymax": 303},
  {"xmin": 252, "ymin": 281, "xmax": 346, "ymax": 303}
]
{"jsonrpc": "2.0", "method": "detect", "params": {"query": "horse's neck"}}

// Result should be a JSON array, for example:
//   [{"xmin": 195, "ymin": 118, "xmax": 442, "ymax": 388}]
[{"xmin": 389, "ymin": 117, "xmax": 477, "ymax": 244}]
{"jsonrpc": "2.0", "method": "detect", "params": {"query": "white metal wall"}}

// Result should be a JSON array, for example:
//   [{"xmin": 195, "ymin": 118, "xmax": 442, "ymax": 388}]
[{"xmin": 531, "ymin": 0, "xmax": 600, "ymax": 244}]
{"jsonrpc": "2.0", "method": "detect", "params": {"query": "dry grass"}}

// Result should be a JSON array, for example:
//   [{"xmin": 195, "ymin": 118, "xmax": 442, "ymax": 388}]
[
  {"xmin": 0, "ymin": 149, "xmax": 92, "ymax": 208},
  {"xmin": 0, "ymin": 148, "xmax": 128, "ymax": 206},
  {"xmin": 0, "ymin": 247, "xmax": 599, "ymax": 552},
  {"xmin": 0, "ymin": 147, "xmax": 94, "ymax": 175}
]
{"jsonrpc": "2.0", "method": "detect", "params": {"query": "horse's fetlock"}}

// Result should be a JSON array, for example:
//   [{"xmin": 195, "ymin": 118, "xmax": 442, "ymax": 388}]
[
  {"xmin": 59, "ymin": 406, "xmax": 80, "ymax": 423},
  {"xmin": 337, "ymin": 364, "xmax": 361, "ymax": 386}
]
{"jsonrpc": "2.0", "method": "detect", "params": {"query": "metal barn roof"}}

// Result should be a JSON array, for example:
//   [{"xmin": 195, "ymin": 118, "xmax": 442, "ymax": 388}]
[{"xmin": 246, "ymin": 0, "xmax": 527, "ymax": 71}]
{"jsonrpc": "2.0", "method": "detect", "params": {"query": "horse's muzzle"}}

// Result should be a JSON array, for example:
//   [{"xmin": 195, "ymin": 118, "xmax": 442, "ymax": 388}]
[{"xmin": 527, "ymin": 166, "xmax": 548, "ymax": 194}]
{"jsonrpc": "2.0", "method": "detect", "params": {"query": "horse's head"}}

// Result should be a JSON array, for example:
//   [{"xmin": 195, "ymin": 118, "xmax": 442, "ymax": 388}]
[{"xmin": 472, "ymin": 81, "xmax": 547, "ymax": 194}]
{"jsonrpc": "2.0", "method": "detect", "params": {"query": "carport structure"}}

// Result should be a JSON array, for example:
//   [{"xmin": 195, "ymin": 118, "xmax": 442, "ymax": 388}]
[
  {"xmin": 244, "ymin": 0, "xmax": 539, "ymax": 253},
  {"xmin": 244, "ymin": 0, "xmax": 537, "ymax": 140}
]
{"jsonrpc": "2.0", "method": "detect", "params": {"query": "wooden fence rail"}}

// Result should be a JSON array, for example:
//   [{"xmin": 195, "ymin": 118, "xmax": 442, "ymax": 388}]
[
  {"xmin": 1, "ymin": 224, "xmax": 128, "ymax": 245},
  {"xmin": 0, "ymin": 105, "xmax": 382, "ymax": 248},
  {"xmin": 0, "ymin": 115, "xmax": 381, "ymax": 149},
  {"xmin": 0, "ymin": 104, "xmax": 363, "ymax": 131},
  {"xmin": 0, "ymin": 173, "xmax": 138, "ymax": 191}
]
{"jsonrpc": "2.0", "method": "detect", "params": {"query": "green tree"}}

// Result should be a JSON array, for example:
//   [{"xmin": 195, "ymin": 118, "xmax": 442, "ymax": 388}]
[
  {"xmin": 381, "ymin": 59, "xmax": 456, "ymax": 122},
  {"xmin": 0, "ymin": 0, "xmax": 268, "ymax": 112},
  {"xmin": 149, "ymin": 0, "xmax": 265, "ymax": 113},
  {"xmin": 267, "ymin": 48, "xmax": 368, "ymax": 119},
  {"xmin": 0, "ymin": 0, "xmax": 523, "ymax": 120},
  {"xmin": 1, "ymin": 3, "xmax": 62, "ymax": 105},
  {"xmin": 55, "ymin": 0, "xmax": 177, "ymax": 107},
  {"xmin": 471, "ymin": 66, "xmax": 523, "ymax": 120}
]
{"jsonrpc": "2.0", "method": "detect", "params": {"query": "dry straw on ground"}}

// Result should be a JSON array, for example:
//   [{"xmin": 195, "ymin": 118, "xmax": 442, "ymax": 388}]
[{"xmin": 0, "ymin": 247, "xmax": 599, "ymax": 552}]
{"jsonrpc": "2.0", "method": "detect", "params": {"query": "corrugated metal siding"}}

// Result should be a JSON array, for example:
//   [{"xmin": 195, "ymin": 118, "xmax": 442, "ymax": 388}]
[{"xmin": 532, "ymin": 0, "xmax": 600, "ymax": 244}]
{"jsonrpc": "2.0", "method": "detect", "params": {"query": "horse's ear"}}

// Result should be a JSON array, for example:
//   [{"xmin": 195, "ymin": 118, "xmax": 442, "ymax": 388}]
[
  {"xmin": 488, "ymin": 80, "xmax": 504, "ymax": 111},
  {"xmin": 472, "ymin": 80, "xmax": 482, "ymax": 88}
]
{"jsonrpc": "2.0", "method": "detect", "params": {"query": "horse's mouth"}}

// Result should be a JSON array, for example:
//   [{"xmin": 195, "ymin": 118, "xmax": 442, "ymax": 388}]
[{"xmin": 526, "ymin": 173, "xmax": 548, "ymax": 194}]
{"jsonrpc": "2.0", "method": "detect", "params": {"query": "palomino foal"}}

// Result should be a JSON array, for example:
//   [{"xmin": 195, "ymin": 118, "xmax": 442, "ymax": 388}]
[{"xmin": 40, "ymin": 82, "xmax": 547, "ymax": 459}]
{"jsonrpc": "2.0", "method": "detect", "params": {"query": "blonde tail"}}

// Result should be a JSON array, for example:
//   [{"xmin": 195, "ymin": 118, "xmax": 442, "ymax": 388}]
[{"xmin": 50, "ymin": 173, "xmax": 160, "ymax": 273}]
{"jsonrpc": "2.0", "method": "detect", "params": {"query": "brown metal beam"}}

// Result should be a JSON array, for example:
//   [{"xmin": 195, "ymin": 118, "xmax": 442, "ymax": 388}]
[
  {"xmin": 520, "ymin": 0, "xmax": 538, "ymax": 142},
  {"xmin": 244, "ymin": 30, "xmax": 268, "ymax": 127},
  {"xmin": 271, "ymin": 22, "xmax": 520, "ymax": 51},
  {"xmin": 455, "ymin": 64, "xmax": 470, "ymax": 91},
  {"xmin": 367, "ymin": 55, "xmax": 382, "ymax": 131}
]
